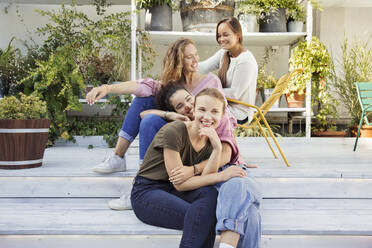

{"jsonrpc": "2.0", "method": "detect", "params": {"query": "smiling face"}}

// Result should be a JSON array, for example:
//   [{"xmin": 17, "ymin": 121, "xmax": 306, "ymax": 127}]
[
  {"xmin": 193, "ymin": 95, "xmax": 224, "ymax": 130},
  {"xmin": 169, "ymin": 89, "xmax": 195, "ymax": 120},
  {"xmin": 182, "ymin": 44, "xmax": 199, "ymax": 73},
  {"xmin": 217, "ymin": 22, "xmax": 240, "ymax": 51}
]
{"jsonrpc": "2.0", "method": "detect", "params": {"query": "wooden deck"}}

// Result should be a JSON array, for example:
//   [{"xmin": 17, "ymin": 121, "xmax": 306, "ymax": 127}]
[{"xmin": 1, "ymin": 137, "xmax": 372, "ymax": 247}]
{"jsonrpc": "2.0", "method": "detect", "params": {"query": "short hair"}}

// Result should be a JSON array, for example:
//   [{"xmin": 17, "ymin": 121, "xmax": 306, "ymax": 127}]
[{"xmin": 195, "ymin": 88, "xmax": 226, "ymax": 114}]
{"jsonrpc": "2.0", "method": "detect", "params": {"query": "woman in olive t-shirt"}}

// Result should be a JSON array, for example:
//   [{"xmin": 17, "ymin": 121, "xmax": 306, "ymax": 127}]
[{"xmin": 131, "ymin": 88, "xmax": 246, "ymax": 248}]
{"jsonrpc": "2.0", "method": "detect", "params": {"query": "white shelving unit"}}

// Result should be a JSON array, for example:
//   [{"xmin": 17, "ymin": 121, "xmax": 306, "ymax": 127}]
[{"xmin": 131, "ymin": 1, "xmax": 313, "ymax": 137}]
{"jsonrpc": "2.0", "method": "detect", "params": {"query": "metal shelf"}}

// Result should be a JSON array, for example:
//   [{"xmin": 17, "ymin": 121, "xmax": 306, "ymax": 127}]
[{"xmin": 149, "ymin": 31, "xmax": 307, "ymax": 47}]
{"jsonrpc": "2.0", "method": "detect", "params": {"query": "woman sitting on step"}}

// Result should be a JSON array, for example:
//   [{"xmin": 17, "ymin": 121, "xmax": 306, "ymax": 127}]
[{"xmin": 131, "ymin": 87, "xmax": 261, "ymax": 248}]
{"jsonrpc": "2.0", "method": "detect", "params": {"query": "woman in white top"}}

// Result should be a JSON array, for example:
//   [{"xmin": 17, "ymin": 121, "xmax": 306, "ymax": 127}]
[{"xmin": 199, "ymin": 17, "xmax": 258, "ymax": 124}]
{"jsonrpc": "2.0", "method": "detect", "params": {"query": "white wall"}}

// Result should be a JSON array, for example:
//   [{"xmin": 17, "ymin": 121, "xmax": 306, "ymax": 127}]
[{"xmin": 319, "ymin": 7, "xmax": 372, "ymax": 118}]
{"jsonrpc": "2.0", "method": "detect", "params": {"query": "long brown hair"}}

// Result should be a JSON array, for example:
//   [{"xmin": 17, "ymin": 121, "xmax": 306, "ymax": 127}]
[
  {"xmin": 160, "ymin": 38, "xmax": 195, "ymax": 86},
  {"xmin": 216, "ymin": 17, "xmax": 243, "ymax": 88}
]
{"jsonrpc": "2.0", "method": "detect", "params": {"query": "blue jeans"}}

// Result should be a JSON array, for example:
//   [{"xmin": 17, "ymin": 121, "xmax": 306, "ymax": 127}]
[
  {"xmin": 139, "ymin": 114, "xmax": 167, "ymax": 163},
  {"xmin": 131, "ymin": 176, "xmax": 218, "ymax": 248},
  {"xmin": 119, "ymin": 96, "xmax": 157, "ymax": 143},
  {"xmin": 119, "ymin": 97, "xmax": 167, "ymax": 163},
  {"xmin": 216, "ymin": 164, "xmax": 262, "ymax": 248}
]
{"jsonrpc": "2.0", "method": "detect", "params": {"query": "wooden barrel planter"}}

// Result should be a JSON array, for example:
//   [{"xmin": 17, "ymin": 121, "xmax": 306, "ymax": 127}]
[
  {"xmin": 180, "ymin": 0, "xmax": 235, "ymax": 32},
  {"xmin": 0, "ymin": 119, "xmax": 50, "ymax": 169}
]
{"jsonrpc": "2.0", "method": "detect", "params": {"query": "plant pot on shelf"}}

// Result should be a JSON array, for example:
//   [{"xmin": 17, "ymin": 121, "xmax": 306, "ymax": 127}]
[
  {"xmin": 259, "ymin": 8, "xmax": 287, "ymax": 32},
  {"xmin": 238, "ymin": 13, "xmax": 257, "ymax": 33},
  {"xmin": 263, "ymin": 88, "xmax": 279, "ymax": 107},
  {"xmin": 312, "ymin": 130, "xmax": 347, "ymax": 137},
  {"xmin": 287, "ymin": 21, "xmax": 303, "ymax": 32},
  {"xmin": 0, "ymin": 119, "xmax": 50, "ymax": 169},
  {"xmin": 286, "ymin": 92, "xmax": 305, "ymax": 108},
  {"xmin": 180, "ymin": 0, "xmax": 235, "ymax": 32},
  {"xmin": 351, "ymin": 125, "xmax": 372, "ymax": 138},
  {"xmin": 146, "ymin": 4, "xmax": 172, "ymax": 31}
]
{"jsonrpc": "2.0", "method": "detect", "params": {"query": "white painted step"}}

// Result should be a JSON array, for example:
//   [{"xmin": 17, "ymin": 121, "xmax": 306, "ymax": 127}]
[
  {"xmin": 1, "ymin": 198, "xmax": 372, "ymax": 235},
  {"xmin": 2, "ymin": 235, "xmax": 372, "ymax": 248},
  {"xmin": 2, "ymin": 177, "xmax": 372, "ymax": 198}
]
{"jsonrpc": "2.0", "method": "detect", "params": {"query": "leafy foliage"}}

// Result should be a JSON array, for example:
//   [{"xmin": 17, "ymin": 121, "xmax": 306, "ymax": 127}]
[
  {"xmin": 235, "ymin": 125, "xmax": 281, "ymax": 137},
  {"xmin": 136, "ymin": 0, "xmax": 175, "ymax": 9},
  {"xmin": 0, "ymin": 93, "xmax": 47, "ymax": 119},
  {"xmin": 286, "ymin": 37, "xmax": 336, "ymax": 131},
  {"xmin": 17, "ymin": 3, "xmax": 155, "ymax": 144},
  {"xmin": 329, "ymin": 37, "xmax": 372, "ymax": 126},
  {"xmin": 257, "ymin": 48, "xmax": 276, "ymax": 90}
]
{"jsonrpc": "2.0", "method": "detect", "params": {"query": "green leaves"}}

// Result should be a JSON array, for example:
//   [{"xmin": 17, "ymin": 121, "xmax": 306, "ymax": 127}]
[
  {"xmin": 0, "ymin": 93, "xmax": 47, "ymax": 120},
  {"xmin": 329, "ymin": 37, "xmax": 372, "ymax": 126}
]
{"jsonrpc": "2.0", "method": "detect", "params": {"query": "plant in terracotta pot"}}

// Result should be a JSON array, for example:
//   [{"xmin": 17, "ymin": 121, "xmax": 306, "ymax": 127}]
[
  {"xmin": 0, "ymin": 93, "xmax": 50, "ymax": 169},
  {"xmin": 285, "ymin": 37, "xmax": 331, "ymax": 111},
  {"xmin": 329, "ymin": 37, "xmax": 372, "ymax": 137},
  {"xmin": 136, "ymin": 0, "xmax": 174, "ymax": 31},
  {"xmin": 178, "ymin": 0, "xmax": 235, "ymax": 32}
]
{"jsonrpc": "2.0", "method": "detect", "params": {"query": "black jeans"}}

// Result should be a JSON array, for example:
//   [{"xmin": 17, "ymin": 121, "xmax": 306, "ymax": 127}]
[{"xmin": 131, "ymin": 176, "xmax": 218, "ymax": 248}]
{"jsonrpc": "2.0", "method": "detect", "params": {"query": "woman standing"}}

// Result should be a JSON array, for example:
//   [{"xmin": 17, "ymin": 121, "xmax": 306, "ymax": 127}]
[{"xmin": 199, "ymin": 17, "xmax": 258, "ymax": 124}]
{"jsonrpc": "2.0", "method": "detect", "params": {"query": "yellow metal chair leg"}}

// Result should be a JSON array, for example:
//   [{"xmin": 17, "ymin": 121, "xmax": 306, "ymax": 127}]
[
  {"xmin": 260, "ymin": 115, "xmax": 291, "ymax": 167},
  {"xmin": 256, "ymin": 120, "xmax": 277, "ymax": 159}
]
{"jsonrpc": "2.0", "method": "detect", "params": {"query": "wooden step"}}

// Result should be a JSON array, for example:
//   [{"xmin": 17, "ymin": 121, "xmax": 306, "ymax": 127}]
[
  {"xmin": 2, "ymin": 176, "xmax": 372, "ymax": 198},
  {"xmin": 1, "ymin": 198, "xmax": 372, "ymax": 236},
  {"xmin": 1, "ymin": 235, "xmax": 372, "ymax": 248}
]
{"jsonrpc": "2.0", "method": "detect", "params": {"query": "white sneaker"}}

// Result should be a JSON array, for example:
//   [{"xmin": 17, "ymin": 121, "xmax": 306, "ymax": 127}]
[
  {"xmin": 108, "ymin": 193, "xmax": 132, "ymax": 210},
  {"xmin": 92, "ymin": 152, "xmax": 126, "ymax": 174}
]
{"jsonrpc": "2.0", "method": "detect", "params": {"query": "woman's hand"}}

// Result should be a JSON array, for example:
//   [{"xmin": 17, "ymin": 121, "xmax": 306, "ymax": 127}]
[
  {"xmin": 220, "ymin": 165, "xmax": 246, "ymax": 181},
  {"xmin": 166, "ymin": 112, "xmax": 190, "ymax": 122},
  {"xmin": 199, "ymin": 127, "xmax": 222, "ymax": 150},
  {"xmin": 86, "ymin": 85, "xmax": 108, "ymax": 105},
  {"xmin": 169, "ymin": 166, "xmax": 194, "ymax": 185}
]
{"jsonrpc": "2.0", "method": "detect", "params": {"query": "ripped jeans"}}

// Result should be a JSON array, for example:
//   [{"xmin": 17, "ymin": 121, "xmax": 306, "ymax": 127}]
[{"xmin": 216, "ymin": 164, "xmax": 262, "ymax": 248}]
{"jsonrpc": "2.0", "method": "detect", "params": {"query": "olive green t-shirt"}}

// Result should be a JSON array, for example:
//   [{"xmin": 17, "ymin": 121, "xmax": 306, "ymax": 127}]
[{"xmin": 137, "ymin": 121, "xmax": 214, "ymax": 181}]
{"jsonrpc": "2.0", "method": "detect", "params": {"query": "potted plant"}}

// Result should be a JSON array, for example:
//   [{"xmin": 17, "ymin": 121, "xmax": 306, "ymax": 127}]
[
  {"xmin": 235, "ymin": 0, "xmax": 262, "ymax": 33},
  {"xmin": 330, "ymin": 37, "xmax": 372, "ymax": 137},
  {"xmin": 136, "ymin": 0, "xmax": 174, "ymax": 31},
  {"xmin": 285, "ymin": 37, "xmax": 330, "ymax": 109},
  {"xmin": 246, "ymin": 0, "xmax": 294, "ymax": 32},
  {"xmin": 0, "ymin": 93, "xmax": 50, "ymax": 169},
  {"xmin": 179, "ymin": 0, "xmax": 235, "ymax": 32},
  {"xmin": 286, "ymin": 2, "xmax": 306, "ymax": 32}
]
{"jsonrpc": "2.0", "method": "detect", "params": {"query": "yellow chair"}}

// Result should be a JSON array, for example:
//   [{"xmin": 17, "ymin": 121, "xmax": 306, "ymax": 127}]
[{"xmin": 227, "ymin": 68, "xmax": 304, "ymax": 167}]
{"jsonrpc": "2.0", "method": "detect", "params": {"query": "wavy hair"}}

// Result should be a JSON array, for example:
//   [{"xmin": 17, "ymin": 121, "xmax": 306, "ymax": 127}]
[
  {"xmin": 155, "ymin": 81, "xmax": 188, "ymax": 112},
  {"xmin": 160, "ymin": 38, "xmax": 195, "ymax": 86},
  {"xmin": 216, "ymin": 17, "xmax": 243, "ymax": 88}
]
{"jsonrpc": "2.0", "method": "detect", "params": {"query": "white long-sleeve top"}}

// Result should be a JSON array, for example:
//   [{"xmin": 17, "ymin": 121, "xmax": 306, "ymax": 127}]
[{"xmin": 198, "ymin": 49, "xmax": 258, "ymax": 122}]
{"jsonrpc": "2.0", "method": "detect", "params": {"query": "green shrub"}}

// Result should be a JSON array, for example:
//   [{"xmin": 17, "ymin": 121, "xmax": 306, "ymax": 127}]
[{"xmin": 0, "ymin": 93, "xmax": 47, "ymax": 119}]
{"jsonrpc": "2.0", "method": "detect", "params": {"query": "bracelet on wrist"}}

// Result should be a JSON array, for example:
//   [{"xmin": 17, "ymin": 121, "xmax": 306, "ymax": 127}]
[{"xmin": 164, "ymin": 111, "xmax": 167, "ymax": 120}]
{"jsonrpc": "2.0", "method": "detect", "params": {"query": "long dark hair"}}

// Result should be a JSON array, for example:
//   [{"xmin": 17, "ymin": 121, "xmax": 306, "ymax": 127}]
[
  {"xmin": 216, "ymin": 17, "xmax": 243, "ymax": 88},
  {"xmin": 155, "ymin": 81, "xmax": 189, "ymax": 112}
]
